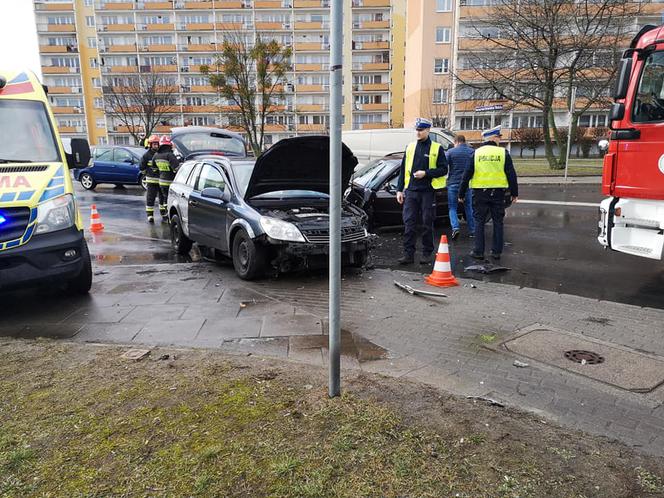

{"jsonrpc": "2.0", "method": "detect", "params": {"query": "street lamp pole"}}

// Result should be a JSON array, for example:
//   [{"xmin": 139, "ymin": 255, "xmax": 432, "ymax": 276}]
[
  {"xmin": 328, "ymin": 0, "xmax": 343, "ymax": 397},
  {"xmin": 564, "ymin": 86, "xmax": 577, "ymax": 181}
]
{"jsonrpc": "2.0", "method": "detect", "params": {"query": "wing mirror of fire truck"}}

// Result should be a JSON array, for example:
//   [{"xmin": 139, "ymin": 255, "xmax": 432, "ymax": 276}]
[
  {"xmin": 609, "ymin": 102, "xmax": 625, "ymax": 122},
  {"xmin": 612, "ymin": 58, "xmax": 633, "ymax": 100},
  {"xmin": 598, "ymin": 139, "xmax": 609, "ymax": 153}
]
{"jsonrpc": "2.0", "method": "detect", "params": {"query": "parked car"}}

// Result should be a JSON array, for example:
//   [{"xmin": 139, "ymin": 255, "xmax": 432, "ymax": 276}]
[
  {"xmin": 342, "ymin": 128, "xmax": 455, "ymax": 167},
  {"xmin": 344, "ymin": 152, "xmax": 451, "ymax": 228},
  {"xmin": 74, "ymin": 145, "xmax": 148, "ymax": 190},
  {"xmin": 167, "ymin": 128, "xmax": 375, "ymax": 280}
]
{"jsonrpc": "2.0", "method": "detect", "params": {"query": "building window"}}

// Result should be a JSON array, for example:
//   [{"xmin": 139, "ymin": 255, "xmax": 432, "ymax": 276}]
[
  {"xmin": 433, "ymin": 88, "xmax": 449, "ymax": 104},
  {"xmin": 436, "ymin": 0, "xmax": 452, "ymax": 12},
  {"xmin": 94, "ymin": 97, "xmax": 103, "ymax": 109},
  {"xmin": 92, "ymin": 77, "xmax": 101, "ymax": 87},
  {"xmin": 435, "ymin": 27, "xmax": 451, "ymax": 43},
  {"xmin": 87, "ymin": 37, "xmax": 97, "ymax": 48},
  {"xmin": 86, "ymin": 16, "xmax": 95, "ymax": 27},
  {"xmin": 90, "ymin": 58, "xmax": 99, "ymax": 68},
  {"xmin": 98, "ymin": 136, "xmax": 107, "ymax": 145},
  {"xmin": 113, "ymin": 135, "xmax": 130, "ymax": 145},
  {"xmin": 84, "ymin": 0, "xmax": 93, "ymax": 5},
  {"xmin": 96, "ymin": 118, "xmax": 106, "ymax": 128},
  {"xmin": 434, "ymin": 58, "xmax": 449, "ymax": 74}
]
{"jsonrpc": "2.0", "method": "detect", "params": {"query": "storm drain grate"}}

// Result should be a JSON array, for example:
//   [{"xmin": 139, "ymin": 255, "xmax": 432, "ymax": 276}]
[{"xmin": 564, "ymin": 349, "xmax": 605, "ymax": 365}]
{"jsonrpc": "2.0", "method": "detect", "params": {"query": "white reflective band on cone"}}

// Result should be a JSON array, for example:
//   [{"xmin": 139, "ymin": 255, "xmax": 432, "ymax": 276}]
[
  {"xmin": 438, "ymin": 243, "xmax": 449, "ymax": 253},
  {"xmin": 433, "ymin": 261, "xmax": 451, "ymax": 272}
]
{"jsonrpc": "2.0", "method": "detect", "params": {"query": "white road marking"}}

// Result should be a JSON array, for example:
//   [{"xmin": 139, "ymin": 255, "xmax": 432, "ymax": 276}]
[{"xmin": 518, "ymin": 199, "xmax": 598, "ymax": 208}]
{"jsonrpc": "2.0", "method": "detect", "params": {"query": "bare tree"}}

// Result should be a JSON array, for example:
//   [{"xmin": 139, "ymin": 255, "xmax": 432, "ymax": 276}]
[
  {"xmin": 512, "ymin": 127, "xmax": 543, "ymax": 158},
  {"xmin": 455, "ymin": 0, "xmax": 640, "ymax": 169},
  {"xmin": 422, "ymin": 88, "xmax": 451, "ymax": 129},
  {"xmin": 103, "ymin": 71, "xmax": 179, "ymax": 145},
  {"xmin": 201, "ymin": 30, "xmax": 292, "ymax": 156}
]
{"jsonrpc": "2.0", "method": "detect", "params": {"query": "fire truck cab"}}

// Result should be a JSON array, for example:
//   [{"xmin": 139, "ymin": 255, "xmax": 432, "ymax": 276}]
[{"xmin": 599, "ymin": 24, "xmax": 664, "ymax": 260}]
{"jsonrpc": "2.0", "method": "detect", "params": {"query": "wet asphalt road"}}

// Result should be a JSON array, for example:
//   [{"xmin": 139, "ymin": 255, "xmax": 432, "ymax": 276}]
[{"xmin": 75, "ymin": 183, "xmax": 664, "ymax": 310}]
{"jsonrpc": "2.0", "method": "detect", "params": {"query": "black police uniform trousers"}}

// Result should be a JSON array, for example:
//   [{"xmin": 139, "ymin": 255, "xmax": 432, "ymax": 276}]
[
  {"xmin": 145, "ymin": 181, "xmax": 166, "ymax": 217},
  {"xmin": 472, "ymin": 188, "xmax": 506, "ymax": 256},
  {"xmin": 402, "ymin": 189, "xmax": 436, "ymax": 257}
]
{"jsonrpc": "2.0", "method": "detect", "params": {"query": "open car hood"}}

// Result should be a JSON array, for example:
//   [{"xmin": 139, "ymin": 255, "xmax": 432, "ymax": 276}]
[{"xmin": 244, "ymin": 136, "xmax": 358, "ymax": 199}]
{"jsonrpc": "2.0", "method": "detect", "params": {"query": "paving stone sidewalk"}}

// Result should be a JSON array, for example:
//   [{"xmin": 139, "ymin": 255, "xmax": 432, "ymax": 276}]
[{"xmin": 2, "ymin": 262, "xmax": 663, "ymax": 456}]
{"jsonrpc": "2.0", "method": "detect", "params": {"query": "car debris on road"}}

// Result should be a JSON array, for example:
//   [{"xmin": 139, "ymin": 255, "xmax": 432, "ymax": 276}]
[{"xmin": 394, "ymin": 280, "xmax": 447, "ymax": 298}]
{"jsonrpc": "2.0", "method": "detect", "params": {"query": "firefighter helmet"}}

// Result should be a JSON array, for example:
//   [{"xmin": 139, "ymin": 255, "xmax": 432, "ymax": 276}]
[
  {"xmin": 147, "ymin": 134, "xmax": 160, "ymax": 145},
  {"xmin": 159, "ymin": 135, "xmax": 172, "ymax": 147}
]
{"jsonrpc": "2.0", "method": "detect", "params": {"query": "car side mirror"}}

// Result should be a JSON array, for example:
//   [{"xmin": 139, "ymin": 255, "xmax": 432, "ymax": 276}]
[
  {"xmin": 612, "ymin": 57, "xmax": 632, "ymax": 100},
  {"xmin": 67, "ymin": 138, "xmax": 91, "ymax": 169},
  {"xmin": 201, "ymin": 187, "xmax": 231, "ymax": 203},
  {"xmin": 123, "ymin": 157, "xmax": 135, "ymax": 164},
  {"xmin": 609, "ymin": 102, "xmax": 625, "ymax": 121},
  {"xmin": 384, "ymin": 183, "xmax": 397, "ymax": 194}
]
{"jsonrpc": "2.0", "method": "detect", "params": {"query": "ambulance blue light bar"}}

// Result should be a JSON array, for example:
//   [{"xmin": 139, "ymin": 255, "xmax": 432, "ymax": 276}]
[{"xmin": 0, "ymin": 214, "xmax": 6, "ymax": 226}]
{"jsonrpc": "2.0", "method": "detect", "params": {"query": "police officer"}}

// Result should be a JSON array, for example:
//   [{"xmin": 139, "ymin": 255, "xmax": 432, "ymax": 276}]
[
  {"xmin": 152, "ymin": 135, "xmax": 180, "ymax": 222},
  {"xmin": 396, "ymin": 117, "xmax": 448, "ymax": 265},
  {"xmin": 458, "ymin": 126, "xmax": 518, "ymax": 260},
  {"xmin": 139, "ymin": 135, "xmax": 162, "ymax": 223}
]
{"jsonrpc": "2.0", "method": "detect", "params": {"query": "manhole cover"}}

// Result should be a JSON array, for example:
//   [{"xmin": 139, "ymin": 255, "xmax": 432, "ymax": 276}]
[{"xmin": 564, "ymin": 350, "xmax": 605, "ymax": 365}]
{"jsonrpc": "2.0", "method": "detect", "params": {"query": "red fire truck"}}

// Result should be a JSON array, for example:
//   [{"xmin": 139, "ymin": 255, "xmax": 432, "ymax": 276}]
[{"xmin": 598, "ymin": 24, "xmax": 664, "ymax": 259}]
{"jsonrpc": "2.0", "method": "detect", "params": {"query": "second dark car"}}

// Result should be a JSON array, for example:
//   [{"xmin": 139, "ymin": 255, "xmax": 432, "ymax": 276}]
[{"xmin": 345, "ymin": 152, "xmax": 452, "ymax": 229}]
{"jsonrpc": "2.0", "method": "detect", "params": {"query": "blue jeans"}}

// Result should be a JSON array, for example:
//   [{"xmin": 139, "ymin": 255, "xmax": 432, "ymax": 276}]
[{"xmin": 447, "ymin": 183, "xmax": 475, "ymax": 232}]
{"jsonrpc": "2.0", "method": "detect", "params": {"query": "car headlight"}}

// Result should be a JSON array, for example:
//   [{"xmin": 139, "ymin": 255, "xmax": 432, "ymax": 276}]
[
  {"xmin": 260, "ymin": 216, "xmax": 305, "ymax": 242},
  {"xmin": 36, "ymin": 194, "xmax": 75, "ymax": 235}
]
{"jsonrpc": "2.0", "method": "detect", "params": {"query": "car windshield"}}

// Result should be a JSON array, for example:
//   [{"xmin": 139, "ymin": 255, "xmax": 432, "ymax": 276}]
[
  {"xmin": 175, "ymin": 131, "xmax": 246, "ymax": 157},
  {"xmin": 352, "ymin": 157, "xmax": 399, "ymax": 188},
  {"xmin": 0, "ymin": 100, "xmax": 60, "ymax": 163}
]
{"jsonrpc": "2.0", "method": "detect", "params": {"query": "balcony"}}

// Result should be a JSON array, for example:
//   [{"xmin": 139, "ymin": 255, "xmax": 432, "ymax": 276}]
[
  {"xmin": 294, "ymin": 63, "xmax": 324, "ymax": 71},
  {"xmin": 51, "ymin": 106, "xmax": 83, "ymax": 114},
  {"xmin": 39, "ymin": 44, "xmax": 78, "ymax": 53},
  {"xmin": 298, "ymin": 124, "xmax": 326, "ymax": 132},
  {"xmin": 297, "ymin": 84, "xmax": 327, "ymax": 92},
  {"xmin": 459, "ymin": 6, "xmax": 491, "ymax": 19},
  {"xmin": 354, "ymin": 20, "xmax": 389, "ymax": 29},
  {"xmin": 101, "ymin": 23, "xmax": 136, "ymax": 31},
  {"xmin": 296, "ymin": 104, "xmax": 327, "ymax": 112},
  {"xmin": 181, "ymin": 22, "xmax": 215, "ymax": 30},
  {"xmin": 216, "ymin": 22, "xmax": 246, "ymax": 30},
  {"xmin": 181, "ymin": 43, "xmax": 217, "ymax": 51},
  {"xmin": 153, "ymin": 124, "xmax": 174, "ymax": 133},
  {"xmin": 143, "ymin": 44, "xmax": 178, "ymax": 52},
  {"xmin": 109, "ymin": 65, "xmax": 139, "ymax": 73},
  {"xmin": 47, "ymin": 85, "xmax": 78, "ymax": 94},
  {"xmin": 190, "ymin": 85, "xmax": 215, "ymax": 92},
  {"xmin": 352, "ymin": 41, "xmax": 389, "ymax": 50},
  {"xmin": 151, "ymin": 64, "xmax": 179, "ymax": 72},
  {"xmin": 255, "ymin": 22, "xmax": 287, "ymax": 30},
  {"xmin": 294, "ymin": 0, "xmax": 328, "ymax": 6},
  {"xmin": 115, "ymin": 125, "xmax": 144, "ymax": 133},
  {"xmin": 144, "ymin": 1, "xmax": 174, "ymax": 9},
  {"xmin": 354, "ymin": 83, "xmax": 388, "ymax": 91},
  {"xmin": 144, "ymin": 23, "xmax": 175, "ymax": 30},
  {"xmin": 215, "ymin": 1, "xmax": 244, "ymax": 7},
  {"xmin": 58, "ymin": 125, "xmax": 85, "ymax": 133},
  {"xmin": 183, "ymin": 1, "xmax": 213, "ymax": 8},
  {"xmin": 355, "ymin": 122, "xmax": 388, "ymax": 130},
  {"xmin": 353, "ymin": 62, "xmax": 389, "ymax": 71},
  {"xmin": 255, "ymin": 0, "xmax": 285, "ymax": 7},
  {"xmin": 182, "ymin": 104, "xmax": 218, "ymax": 112},
  {"xmin": 264, "ymin": 124, "xmax": 288, "ymax": 132},
  {"xmin": 104, "ymin": 44, "xmax": 137, "ymax": 52},
  {"xmin": 352, "ymin": 0, "xmax": 389, "ymax": 6},
  {"xmin": 100, "ymin": 2, "xmax": 134, "ymax": 9},
  {"xmin": 45, "ymin": 24, "xmax": 76, "ymax": 32},
  {"xmin": 35, "ymin": 2, "xmax": 74, "ymax": 10},
  {"xmin": 295, "ymin": 42, "xmax": 329, "ymax": 51},
  {"xmin": 42, "ymin": 66, "xmax": 79, "ymax": 74},
  {"xmin": 294, "ymin": 21, "xmax": 328, "ymax": 30},
  {"xmin": 458, "ymin": 37, "xmax": 508, "ymax": 50},
  {"xmin": 354, "ymin": 102, "xmax": 388, "ymax": 111}
]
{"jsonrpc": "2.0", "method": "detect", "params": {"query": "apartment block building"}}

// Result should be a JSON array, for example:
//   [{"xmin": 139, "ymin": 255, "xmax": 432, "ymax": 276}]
[{"xmin": 34, "ymin": 0, "xmax": 406, "ymax": 146}]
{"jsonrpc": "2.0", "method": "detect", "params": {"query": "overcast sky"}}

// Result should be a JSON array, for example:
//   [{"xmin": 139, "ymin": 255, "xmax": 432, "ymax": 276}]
[{"xmin": 0, "ymin": 0, "xmax": 42, "ymax": 78}]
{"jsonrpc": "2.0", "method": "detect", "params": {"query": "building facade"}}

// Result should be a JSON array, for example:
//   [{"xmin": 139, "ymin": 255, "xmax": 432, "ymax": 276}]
[{"xmin": 34, "ymin": 0, "xmax": 406, "ymax": 146}]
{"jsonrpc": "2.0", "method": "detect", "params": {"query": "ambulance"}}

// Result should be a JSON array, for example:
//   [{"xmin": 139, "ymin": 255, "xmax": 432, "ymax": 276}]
[{"xmin": 0, "ymin": 70, "xmax": 92, "ymax": 294}]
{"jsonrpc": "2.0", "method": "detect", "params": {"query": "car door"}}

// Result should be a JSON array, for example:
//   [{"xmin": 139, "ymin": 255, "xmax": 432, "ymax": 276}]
[
  {"xmin": 113, "ymin": 147, "xmax": 139, "ymax": 183},
  {"xmin": 188, "ymin": 163, "xmax": 230, "ymax": 251},
  {"xmin": 171, "ymin": 162, "xmax": 200, "ymax": 235},
  {"xmin": 373, "ymin": 173, "xmax": 403, "ymax": 226},
  {"xmin": 92, "ymin": 147, "xmax": 114, "ymax": 182}
]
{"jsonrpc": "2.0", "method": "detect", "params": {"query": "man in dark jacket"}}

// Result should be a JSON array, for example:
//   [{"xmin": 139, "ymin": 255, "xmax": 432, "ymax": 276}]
[
  {"xmin": 139, "ymin": 135, "xmax": 162, "ymax": 222},
  {"xmin": 152, "ymin": 135, "xmax": 180, "ymax": 223},
  {"xmin": 445, "ymin": 134, "xmax": 475, "ymax": 240},
  {"xmin": 459, "ymin": 126, "xmax": 518, "ymax": 260},
  {"xmin": 396, "ymin": 117, "xmax": 449, "ymax": 265}
]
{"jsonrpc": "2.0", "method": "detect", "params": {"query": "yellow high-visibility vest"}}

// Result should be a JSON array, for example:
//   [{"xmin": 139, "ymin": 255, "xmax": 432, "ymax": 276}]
[
  {"xmin": 404, "ymin": 141, "xmax": 446, "ymax": 190},
  {"xmin": 470, "ymin": 145, "xmax": 508, "ymax": 189}
]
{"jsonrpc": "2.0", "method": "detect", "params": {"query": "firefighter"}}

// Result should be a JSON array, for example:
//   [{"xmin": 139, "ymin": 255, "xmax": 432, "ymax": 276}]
[
  {"xmin": 458, "ymin": 126, "xmax": 519, "ymax": 260},
  {"xmin": 153, "ymin": 135, "xmax": 180, "ymax": 222},
  {"xmin": 139, "ymin": 134, "xmax": 162, "ymax": 223},
  {"xmin": 395, "ymin": 117, "xmax": 449, "ymax": 265}
]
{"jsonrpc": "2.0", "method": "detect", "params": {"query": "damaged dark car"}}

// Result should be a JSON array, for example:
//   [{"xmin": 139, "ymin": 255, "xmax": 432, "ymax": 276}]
[{"xmin": 167, "ymin": 129, "xmax": 376, "ymax": 280}]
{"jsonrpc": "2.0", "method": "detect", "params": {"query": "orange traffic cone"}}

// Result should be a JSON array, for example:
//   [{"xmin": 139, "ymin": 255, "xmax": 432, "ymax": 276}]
[
  {"xmin": 425, "ymin": 235, "xmax": 459, "ymax": 287},
  {"xmin": 89, "ymin": 204, "xmax": 104, "ymax": 233}
]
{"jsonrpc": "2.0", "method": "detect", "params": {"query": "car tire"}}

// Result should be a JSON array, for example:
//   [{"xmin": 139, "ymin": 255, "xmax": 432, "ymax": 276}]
[
  {"xmin": 65, "ymin": 240, "xmax": 92, "ymax": 295},
  {"xmin": 232, "ymin": 228, "xmax": 265, "ymax": 280},
  {"xmin": 80, "ymin": 173, "xmax": 96, "ymax": 190},
  {"xmin": 170, "ymin": 214, "xmax": 193, "ymax": 255},
  {"xmin": 139, "ymin": 174, "xmax": 148, "ymax": 190}
]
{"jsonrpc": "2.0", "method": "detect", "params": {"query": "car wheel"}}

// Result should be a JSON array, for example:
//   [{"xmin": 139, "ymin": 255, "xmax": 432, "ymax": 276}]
[
  {"xmin": 232, "ymin": 228, "xmax": 265, "ymax": 280},
  {"xmin": 170, "ymin": 214, "xmax": 193, "ymax": 255},
  {"xmin": 80, "ymin": 173, "xmax": 96, "ymax": 190},
  {"xmin": 139, "ymin": 174, "xmax": 148, "ymax": 190},
  {"xmin": 65, "ymin": 240, "xmax": 92, "ymax": 295}
]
